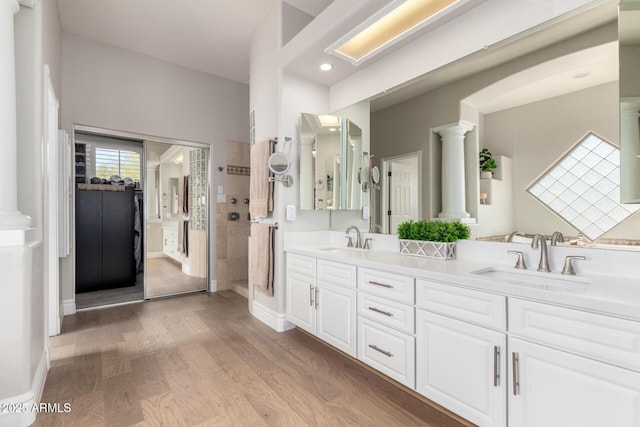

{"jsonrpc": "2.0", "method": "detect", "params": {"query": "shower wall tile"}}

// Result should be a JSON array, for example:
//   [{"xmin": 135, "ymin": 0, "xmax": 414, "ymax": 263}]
[
  {"xmin": 228, "ymin": 141, "xmax": 250, "ymax": 167},
  {"xmin": 216, "ymin": 259, "xmax": 228, "ymax": 291}
]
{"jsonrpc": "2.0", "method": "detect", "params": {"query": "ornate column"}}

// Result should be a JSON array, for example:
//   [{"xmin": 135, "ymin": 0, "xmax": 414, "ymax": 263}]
[
  {"xmin": 435, "ymin": 121, "xmax": 474, "ymax": 221},
  {"xmin": 0, "ymin": 0, "xmax": 31, "ymax": 244}
]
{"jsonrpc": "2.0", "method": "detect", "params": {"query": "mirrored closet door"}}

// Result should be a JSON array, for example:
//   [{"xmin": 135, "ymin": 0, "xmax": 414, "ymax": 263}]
[{"xmin": 144, "ymin": 141, "xmax": 209, "ymax": 298}]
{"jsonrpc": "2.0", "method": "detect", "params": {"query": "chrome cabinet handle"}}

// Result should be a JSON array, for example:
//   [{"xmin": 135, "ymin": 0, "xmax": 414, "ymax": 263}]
[
  {"xmin": 368, "ymin": 306, "xmax": 393, "ymax": 317},
  {"xmin": 512, "ymin": 352, "xmax": 520, "ymax": 395},
  {"xmin": 309, "ymin": 284, "xmax": 313, "ymax": 307},
  {"xmin": 368, "ymin": 344, "xmax": 393, "ymax": 357},
  {"xmin": 494, "ymin": 346, "xmax": 501, "ymax": 387},
  {"xmin": 369, "ymin": 281, "xmax": 393, "ymax": 288},
  {"xmin": 315, "ymin": 287, "xmax": 319, "ymax": 309}
]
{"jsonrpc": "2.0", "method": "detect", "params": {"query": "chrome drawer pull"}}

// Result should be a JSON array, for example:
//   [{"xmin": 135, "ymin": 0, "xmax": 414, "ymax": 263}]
[
  {"xmin": 512, "ymin": 352, "xmax": 520, "ymax": 395},
  {"xmin": 493, "ymin": 345, "xmax": 500, "ymax": 387},
  {"xmin": 369, "ymin": 281, "xmax": 393, "ymax": 288},
  {"xmin": 368, "ymin": 306, "xmax": 393, "ymax": 317},
  {"xmin": 368, "ymin": 344, "xmax": 393, "ymax": 357},
  {"xmin": 315, "ymin": 287, "xmax": 319, "ymax": 309}
]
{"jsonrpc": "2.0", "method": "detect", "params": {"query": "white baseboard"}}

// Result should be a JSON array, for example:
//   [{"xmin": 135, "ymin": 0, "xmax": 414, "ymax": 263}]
[
  {"xmin": 209, "ymin": 280, "xmax": 217, "ymax": 293},
  {"xmin": 0, "ymin": 349, "xmax": 49, "ymax": 427},
  {"xmin": 146, "ymin": 252, "xmax": 165, "ymax": 259},
  {"xmin": 252, "ymin": 301, "xmax": 295, "ymax": 332},
  {"xmin": 62, "ymin": 299, "xmax": 76, "ymax": 316}
]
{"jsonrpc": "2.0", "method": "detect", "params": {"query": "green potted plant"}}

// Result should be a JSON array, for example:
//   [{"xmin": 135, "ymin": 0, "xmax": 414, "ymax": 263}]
[
  {"xmin": 397, "ymin": 219, "xmax": 471, "ymax": 260},
  {"xmin": 479, "ymin": 148, "xmax": 497, "ymax": 178}
]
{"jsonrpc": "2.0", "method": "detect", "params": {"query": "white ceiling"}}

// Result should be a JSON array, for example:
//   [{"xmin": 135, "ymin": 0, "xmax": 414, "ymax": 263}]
[
  {"xmin": 56, "ymin": 0, "xmax": 333, "ymax": 85},
  {"xmin": 56, "ymin": 0, "xmax": 619, "ymax": 113}
]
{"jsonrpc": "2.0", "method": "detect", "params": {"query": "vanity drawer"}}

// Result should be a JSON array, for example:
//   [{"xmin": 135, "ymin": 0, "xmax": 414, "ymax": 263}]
[
  {"xmin": 358, "ymin": 293, "xmax": 415, "ymax": 334},
  {"xmin": 358, "ymin": 267, "xmax": 414, "ymax": 304},
  {"xmin": 317, "ymin": 259, "xmax": 356, "ymax": 288},
  {"xmin": 416, "ymin": 279, "xmax": 506, "ymax": 330},
  {"xmin": 510, "ymin": 298, "xmax": 640, "ymax": 372},
  {"xmin": 286, "ymin": 253, "xmax": 316, "ymax": 276},
  {"xmin": 358, "ymin": 317, "xmax": 415, "ymax": 388}
]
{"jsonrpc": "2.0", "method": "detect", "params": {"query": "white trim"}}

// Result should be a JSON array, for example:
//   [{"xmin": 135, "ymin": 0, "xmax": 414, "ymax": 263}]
[
  {"xmin": 62, "ymin": 299, "xmax": 76, "ymax": 316},
  {"xmin": 18, "ymin": 0, "xmax": 36, "ymax": 8},
  {"xmin": 146, "ymin": 252, "xmax": 165, "ymax": 259},
  {"xmin": 209, "ymin": 280, "xmax": 217, "ymax": 293},
  {"xmin": 0, "ymin": 349, "xmax": 48, "ymax": 427},
  {"xmin": 252, "ymin": 301, "xmax": 295, "ymax": 332},
  {"xmin": 76, "ymin": 299, "xmax": 143, "ymax": 312}
]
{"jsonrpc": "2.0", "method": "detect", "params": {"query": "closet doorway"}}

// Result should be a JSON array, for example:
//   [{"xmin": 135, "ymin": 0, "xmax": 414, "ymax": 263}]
[{"xmin": 145, "ymin": 141, "xmax": 209, "ymax": 298}]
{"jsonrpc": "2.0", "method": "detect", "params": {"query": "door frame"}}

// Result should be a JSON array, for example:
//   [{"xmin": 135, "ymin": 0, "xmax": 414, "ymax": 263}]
[
  {"xmin": 381, "ymin": 151, "xmax": 422, "ymax": 234},
  {"xmin": 68, "ymin": 124, "xmax": 212, "ymax": 307}
]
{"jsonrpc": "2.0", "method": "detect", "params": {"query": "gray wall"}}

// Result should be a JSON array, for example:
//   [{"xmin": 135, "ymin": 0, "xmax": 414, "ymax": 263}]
[{"xmin": 61, "ymin": 33, "xmax": 250, "ymax": 300}]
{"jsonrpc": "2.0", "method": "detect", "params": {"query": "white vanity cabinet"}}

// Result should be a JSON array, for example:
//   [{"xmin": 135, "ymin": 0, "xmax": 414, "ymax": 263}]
[
  {"xmin": 415, "ymin": 279, "xmax": 507, "ymax": 427},
  {"xmin": 508, "ymin": 298, "xmax": 640, "ymax": 427},
  {"xmin": 162, "ymin": 225, "xmax": 181, "ymax": 262},
  {"xmin": 286, "ymin": 253, "xmax": 357, "ymax": 357},
  {"xmin": 357, "ymin": 267, "xmax": 416, "ymax": 388}
]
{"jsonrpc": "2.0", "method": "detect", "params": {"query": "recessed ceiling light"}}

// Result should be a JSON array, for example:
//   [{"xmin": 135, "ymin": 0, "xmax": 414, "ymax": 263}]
[
  {"xmin": 329, "ymin": 128, "xmax": 338, "ymax": 132},
  {"xmin": 326, "ymin": 0, "xmax": 478, "ymax": 66},
  {"xmin": 318, "ymin": 115, "xmax": 341, "ymax": 127},
  {"xmin": 320, "ymin": 63, "xmax": 333, "ymax": 71}
]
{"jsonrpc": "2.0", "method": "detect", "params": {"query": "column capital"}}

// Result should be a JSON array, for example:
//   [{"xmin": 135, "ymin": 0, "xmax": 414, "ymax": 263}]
[{"xmin": 433, "ymin": 120, "xmax": 475, "ymax": 138}]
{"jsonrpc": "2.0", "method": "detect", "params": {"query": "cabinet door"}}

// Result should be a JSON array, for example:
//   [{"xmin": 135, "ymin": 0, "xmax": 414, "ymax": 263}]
[
  {"xmin": 75, "ymin": 189, "xmax": 103, "ymax": 292},
  {"xmin": 102, "ymin": 189, "xmax": 135, "ymax": 287},
  {"xmin": 509, "ymin": 337, "xmax": 640, "ymax": 427},
  {"xmin": 286, "ymin": 271, "xmax": 315, "ymax": 334},
  {"xmin": 416, "ymin": 310, "xmax": 506, "ymax": 427},
  {"xmin": 316, "ymin": 281, "xmax": 356, "ymax": 357}
]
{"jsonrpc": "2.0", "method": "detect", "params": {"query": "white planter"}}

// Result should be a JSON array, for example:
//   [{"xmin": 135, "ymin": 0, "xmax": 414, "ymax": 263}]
[
  {"xmin": 399, "ymin": 239, "xmax": 457, "ymax": 260},
  {"xmin": 480, "ymin": 171, "xmax": 493, "ymax": 179}
]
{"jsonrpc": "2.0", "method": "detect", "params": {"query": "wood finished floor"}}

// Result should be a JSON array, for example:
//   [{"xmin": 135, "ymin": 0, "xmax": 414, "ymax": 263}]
[{"xmin": 35, "ymin": 291, "xmax": 473, "ymax": 427}]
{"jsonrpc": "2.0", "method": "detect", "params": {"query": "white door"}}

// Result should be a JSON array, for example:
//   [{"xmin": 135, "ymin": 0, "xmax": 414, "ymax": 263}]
[
  {"xmin": 416, "ymin": 310, "xmax": 507, "ymax": 427},
  {"xmin": 384, "ymin": 154, "xmax": 419, "ymax": 234},
  {"xmin": 286, "ymin": 271, "xmax": 315, "ymax": 334},
  {"xmin": 316, "ymin": 281, "xmax": 356, "ymax": 357},
  {"xmin": 509, "ymin": 337, "xmax": 640, "ymax": 427}
]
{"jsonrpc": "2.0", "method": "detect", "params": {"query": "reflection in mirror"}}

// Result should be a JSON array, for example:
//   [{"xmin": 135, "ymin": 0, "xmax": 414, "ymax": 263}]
[
  {"xmin": 300, "ymin": 113, "xmax": 342, "ymax": 209},
  {"xmin": 619, "ymin": 0, "xmax": 640, "ymax": 203},
  {"xmin": 342, "ymin": 119, "xmax": 364, "ymax": 210},
  {"xmin": 370, "ymin": 16, "xmax": 640, "ymax": 250},
  {"xmin": 145, "ymin": 142, "xmax": 208, "ymax": 298},
  {"xmin": 268, "ymin": 152, "xmax": 291, "ymax": 174}
]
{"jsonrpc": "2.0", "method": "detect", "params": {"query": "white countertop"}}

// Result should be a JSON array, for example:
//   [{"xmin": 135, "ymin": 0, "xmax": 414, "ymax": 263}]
[{"xmin": 285, "ymin": 243, "xmax": 640, "ymax": 322}]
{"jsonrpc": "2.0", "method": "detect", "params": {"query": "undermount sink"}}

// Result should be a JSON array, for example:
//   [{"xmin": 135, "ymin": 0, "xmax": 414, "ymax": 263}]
[{"xmin": 471, "ymin": 266, "xmax": 591, "ymax": 290}]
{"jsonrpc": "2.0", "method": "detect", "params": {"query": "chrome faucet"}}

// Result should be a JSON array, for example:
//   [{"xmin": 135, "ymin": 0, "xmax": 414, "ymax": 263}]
[
  {"xmin": 507, "ymin": 231, "xmax": 525, "ymax": 242},
  {"xmin": 345, "ymin": 225, "xmax": 362, "ymax": 248},
  {"xmin": 531, "ymin": 234, "xmax": 551, "ymax": 272},
  {"xmin": 550, "ymin": 231, "xmax": 565, "ymax": 246}
]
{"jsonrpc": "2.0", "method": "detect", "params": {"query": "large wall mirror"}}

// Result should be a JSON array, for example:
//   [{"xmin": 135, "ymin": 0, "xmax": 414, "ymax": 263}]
[
  {"xmin": 299, "ymin": 113, "xmax": 364, "ymax": 211},
  {"xmin": 619, "ymin": 0, "xmax": 640, "ymax": 203},
  {"xmin": 364, "ymin": 5, "xmax": 640, "ymax": 250}
]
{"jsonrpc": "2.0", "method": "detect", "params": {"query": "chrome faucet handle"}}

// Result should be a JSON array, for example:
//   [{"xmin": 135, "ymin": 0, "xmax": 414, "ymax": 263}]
[
  {"xmin": 363, "ymin": 238, "xmax": 373, "ymax": 250},
  {"xmin": 507, "ymin": 250, "xmax": 527, "ymax": 269},
  {"xmin": 561, "ymin": 256, "xmax": 586, "ymax": 275},
  {"xmin": 345, "ymin": 235, "xmax": 354, "ymax": 248}
]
